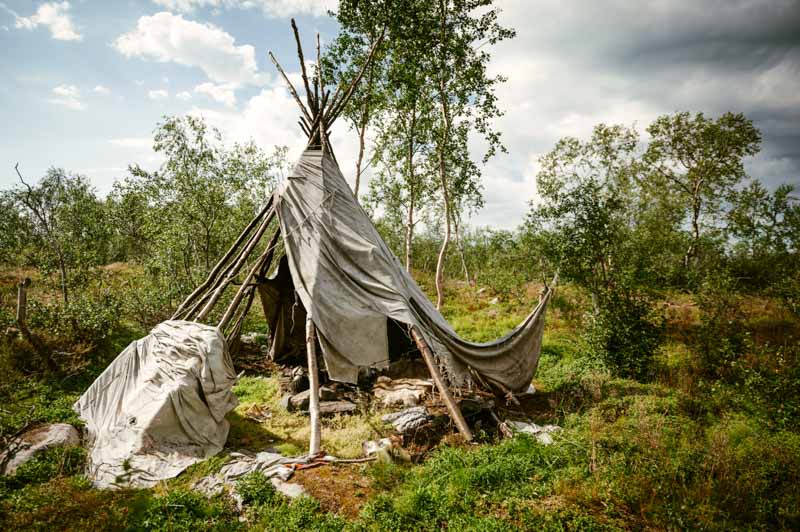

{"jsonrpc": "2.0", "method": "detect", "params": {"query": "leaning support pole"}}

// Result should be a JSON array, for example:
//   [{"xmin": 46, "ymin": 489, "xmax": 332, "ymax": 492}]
[
  {"xmin": 306, "ymin": 316, "xmax": 322, "ymax": 455},
  {"xmin": 410, "ymin": 326, "xmax": 473, "ymax": 441},
  {"xmin": 173, "ymin": 197, "xmax": 273, "ymax": 320},
  {"xmin": 196, "ymin": 208, "xmax": 275, "ymax": 321}
]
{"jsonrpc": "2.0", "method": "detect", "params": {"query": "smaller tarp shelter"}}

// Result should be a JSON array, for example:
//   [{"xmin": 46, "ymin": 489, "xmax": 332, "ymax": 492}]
[{"xmin": 74, "ymin": 321, "xmax": 238, "ymax": 488}]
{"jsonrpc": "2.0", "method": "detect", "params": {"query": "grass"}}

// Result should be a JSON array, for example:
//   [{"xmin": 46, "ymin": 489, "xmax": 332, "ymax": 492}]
[
  {"xmin": 229, "ymin": 375, "xmax": 390, "ymax": 458},
  {"xmin": 1, "ymin": 266, "xmax": 799, "ymax": 530}
]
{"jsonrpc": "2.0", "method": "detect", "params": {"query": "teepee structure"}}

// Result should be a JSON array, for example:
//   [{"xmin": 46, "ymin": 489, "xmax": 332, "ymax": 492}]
[{"xmin": 170, "ymin": 22, "xmax": 555, "ymax": 445}]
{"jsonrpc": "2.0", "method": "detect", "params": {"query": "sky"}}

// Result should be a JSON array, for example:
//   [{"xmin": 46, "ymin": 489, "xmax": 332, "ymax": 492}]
[{"xmin": 0, "ymin": 0, "xmax": 798, "ymax": 229}]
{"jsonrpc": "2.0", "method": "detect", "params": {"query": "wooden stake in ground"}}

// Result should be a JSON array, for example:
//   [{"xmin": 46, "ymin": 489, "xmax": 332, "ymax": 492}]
[
  {"xmin": 410, "ymin": 326, "xmax": 473, "ymax": 441},
  {"xmin": 306, "ymin": 316, "xmax": 322, "ymax": 455},
  {"xmin": 16, "ymin": 278, "xmax": 30, "ymax": 328}
]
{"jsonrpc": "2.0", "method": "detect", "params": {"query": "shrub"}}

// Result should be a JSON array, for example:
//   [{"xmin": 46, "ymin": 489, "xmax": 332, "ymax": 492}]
[
  {"xmin": 236, "ymin": 472, "xmax": 281, "ymax": 507},
  {"xmin": 251, "ymin": 496, "xmax": 346, "ymax": 531},
  {"xmin": 27, "ymin": 292, "xmax": 123, "ymax": 346},
  {"xmin": 584, "ymin": 290, "xmax": 664, "ymax": 381},
  {"xmin": 0, "ymin": 378, "xmax": 81, "ymax": 438},
  {"xmin": 132, "ymin": 489, "xmax": 238, "ymax": 531},
  {"xmin": 693, "ymin": 274, "xmax": 747, "ymax": 381},
  {"xmin": 119, "ymin": 272, "xmax": 183, "ymax": 329}
]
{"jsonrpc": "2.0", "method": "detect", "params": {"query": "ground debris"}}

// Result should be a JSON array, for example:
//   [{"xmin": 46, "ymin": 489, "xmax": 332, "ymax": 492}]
[
  {"xmin": 373, "ymin": 376, "xmax": 433, "ymax": 407},
  {"xmin": 503, "ymin": 420, "xmax": 562, "ymax": 444},
  {"xmin": 382, "ymin": 407, "xmax": 432, "ymax": 433},
  {"xmin": 192, "ymin": 450, "xmax": 313, "ymax": 506}
]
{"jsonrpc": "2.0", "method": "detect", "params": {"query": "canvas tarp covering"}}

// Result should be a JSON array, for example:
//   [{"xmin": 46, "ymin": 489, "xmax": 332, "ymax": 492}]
[
  {"xmin": 73, "ymin": 320, "xmax": 238, "ymax": 488},
  {"xmin": 274, "ymin": 149, "xmax": 550, "ymax": 392}
]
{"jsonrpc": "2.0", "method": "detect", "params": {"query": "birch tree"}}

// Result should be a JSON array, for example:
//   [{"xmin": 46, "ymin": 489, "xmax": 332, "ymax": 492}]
[
  {"xmin": 430, "ymin": 0, "xmax": 514, "ymax": 308},
  {"xmin": 644, "ymin": 112, "xmax": 761, "ymax": 270}
]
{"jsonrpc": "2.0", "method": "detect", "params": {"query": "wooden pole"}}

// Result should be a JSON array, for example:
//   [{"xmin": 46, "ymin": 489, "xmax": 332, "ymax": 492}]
[
  {"xmin": 16, "ymin": 278, "xmax": 30, "ymax": 327},
  {"xmin": 217, "ymin": 241, "xmax": 273, "ymax": 331},
  {"xmin": 306, "ymin": 316, "xmax": 322, "ymax": 455},
  {"xmin": 173, "ymin": 197, "xmax": 273, "ymax": 319},
  {"xmin": 410, "ymin": 326, "xmax": 473, "ymax": 441},
  {"xmin": 291, "ymin": 18, "xmax": 316, "ymax": 113},
  {"xmin": 196, "ymin": 208, "xmax": 275, "ymax": 321},
  {"xmin": 268, "ymin": 51, "xmax": 312, "ymax": 123},
  {"xmin": 217, "ymin": 226, "xmax": 280, "ymax": 331}
]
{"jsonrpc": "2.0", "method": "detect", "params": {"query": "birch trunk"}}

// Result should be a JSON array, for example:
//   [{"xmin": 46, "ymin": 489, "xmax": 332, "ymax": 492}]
[
  {"xmin": 306, "ymin": 316, "xmax": 321, "ymax": 455},
  {"xmin": 434, "ymin": 0, "xmax": 452, "ymax": 310}
]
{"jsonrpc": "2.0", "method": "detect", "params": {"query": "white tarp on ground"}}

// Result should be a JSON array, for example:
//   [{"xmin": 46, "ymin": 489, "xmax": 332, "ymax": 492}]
[{"xmin": 73, "ymin": 320, "xmax": 238, "ymax": 488}]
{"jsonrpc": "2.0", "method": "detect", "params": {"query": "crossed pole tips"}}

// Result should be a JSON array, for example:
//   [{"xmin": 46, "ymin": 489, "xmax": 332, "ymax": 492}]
[{"xmin": 267, "ymin": 18, "xmax": 386, "ymax": 156}]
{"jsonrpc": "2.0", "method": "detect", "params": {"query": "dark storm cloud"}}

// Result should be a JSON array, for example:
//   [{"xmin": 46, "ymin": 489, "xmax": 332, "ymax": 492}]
[{"xmin": 473, "ymin": 0, "xmax": 800, "ymax": 227}]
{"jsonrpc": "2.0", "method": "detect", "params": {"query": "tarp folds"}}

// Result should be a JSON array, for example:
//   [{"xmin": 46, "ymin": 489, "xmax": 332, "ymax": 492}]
[
  {"xmin": 274, "ymin": 149, "xmax": 551, "ymax": 392},
  {"xmin": 73, "ymin": 320, "xmax": 238, "ymax": 488}
]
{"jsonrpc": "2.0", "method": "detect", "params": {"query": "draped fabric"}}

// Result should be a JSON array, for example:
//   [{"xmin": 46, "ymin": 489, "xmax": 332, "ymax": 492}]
[
  {"xmin": 74, "ymin": 321, "xmax": 238, "ymax": 488},
  {"xmin": 273, "ymin": 149, "xmax": 551, "ymax": 392}
]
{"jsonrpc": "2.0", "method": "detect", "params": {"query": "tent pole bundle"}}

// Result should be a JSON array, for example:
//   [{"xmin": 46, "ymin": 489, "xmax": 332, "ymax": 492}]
[{"xmin": 170, "ymin": 20, "xmax": 555, "ymax": 451}]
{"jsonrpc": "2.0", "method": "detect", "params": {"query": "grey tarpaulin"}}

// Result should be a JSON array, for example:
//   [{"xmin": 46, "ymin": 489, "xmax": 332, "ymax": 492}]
[
  {"xmin": 73, "ymin": 320, "xmax": 238, "ymax": 488},
  {"xmin": 273, "ymin": 149, "xmax": 551, "ymax": 392}
]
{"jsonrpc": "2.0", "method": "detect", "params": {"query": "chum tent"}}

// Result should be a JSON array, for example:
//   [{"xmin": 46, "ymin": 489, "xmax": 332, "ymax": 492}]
[
  {"xmin": 167, "ymin": 21, "xmax": 555, "ymax": 441},
  {"xmin": 75, "ymin": 21, "xmax": 554, "ymax": 487}
]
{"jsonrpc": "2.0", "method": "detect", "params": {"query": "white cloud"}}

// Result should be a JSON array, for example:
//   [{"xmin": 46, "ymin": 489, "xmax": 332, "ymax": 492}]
[
  {"xmin": 48, "ymin": 84, "xmax": 83, "ymax": 109},
  {"xmin": 151, "ymin": 0, "xmax": 337, "ymax": 18},
  {"xmin": 189, "ymin": 75, "xmax": 363, "ymax": 194},
  {"xmin": 92, "ymin": 85, "xmax": 110, "ymax": 94},
  {"xmin": 176, "ymin": 90, "xmax": 192, "ymax": 101},
  {"xmin": 108, "ymin": 137, "xmax": 152, "ymax": 149},
  {"xmin": 189, "ymin": 85, "xmax": 303, "ymax": 156},
  {"xmin": 114, "ymin": 12, "xmax": 266, "ymax": 86},
  {"xmin": 193, "ymin": 82, "xmax": 237, "ymax": 107},
  {"xmin": 148, "ymin": 89, "xmax": 169, "ymax": 100},
  {"xmin": 14, "ymin": 1, "xmax": 82, "ymax": 41}
]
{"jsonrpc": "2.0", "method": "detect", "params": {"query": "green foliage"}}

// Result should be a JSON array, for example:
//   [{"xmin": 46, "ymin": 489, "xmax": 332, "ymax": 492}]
[
  {"xmin": 235, "ymin": 472, "xmax": 346, "ymax": 532},
  {"xmin": 693, "ymin": 274, "xmax": 748, "ymax": 381},
  {"xmin": 132, "ymin": 489, "xmax": 239, "ymax": 531},
  {"xmin": 584, "ymin": 290, "xmax": 664, "ymax": 380},
  {"xmin": 366, "ymin": 461, "xmax": 409, "ymax": 492},
  {"xmin": 27, "ymin": 291, "xmax": 123, "ymax": 346},
  {"xmin": 644, "ymin": 111, "xmax": 761, "ymax": 272},
  {"xmin": 360, "ymin": 435, "xmax": 576, "ymax": 530},
  {"xmin": 5, "ymin": 167, "xmax": 111, "ymax": 302},
  {"xmin": 465, "ymin": 228, "xmax": 537, "ymax": 299},
  {"xmin": 250, "ymin": 496, "xmax": 346, "ymax": 531},
  {"xmin": 0, "ymin": 378, "xmax": 81, "ymax": 438},
  {"xmin": 111, "ymin": 115, "xmax": 288, "ymax": 295},
  {"xmin": 236, "ymin": 472, "xmax": 281, "ymax": 507},
  {"xmin": 0, "ymin": 447, "xmax": 86, "ymax": 497},
  {"xmin": 0, "ymin": 191, "xmax": 29, "ymax": 267}
]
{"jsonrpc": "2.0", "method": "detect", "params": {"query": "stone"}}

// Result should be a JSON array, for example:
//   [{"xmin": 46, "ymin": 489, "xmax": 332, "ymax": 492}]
[
  {"xmin": 1, "ymin": 423, "xmax": 80, "ymax": 476},
  {"xmin": 489, "ymin": 297, "xmax": 499, "ymax": 305},
  {"xmin": 280, "ymin": 393, "xmax": 294, "ymax": 412},
  {"xmin": 271, "ymin": 478, "xmax": 306, "ymax": 498},
  {"xmin": 505, "ymin": 421, "xmax": 561, "ymax": 445},
  {"xmin": 289, "ymin": 387, "xmax": 344, "ymax": 411},
  {"xmin": 382, "ymin": 407, "xmax": 431, "ymax": 433},
  {"xmin": 240, "ymin": 332, "xmax": 268, "ymax": 346},
  {"xmin": 289, "ymin": 389, "xmax": 311, "ymax": 410},
  {"xmin": 373, "ymin": 377, "xmax": 433, "ymax": 407},
  {"xmin": 318, "ymin": 401, "xmax": 357, "ymax": 416},
  {"xmin": 289, "ymin": 374, "xmax": 309, "ymax": 394},
  {"xmin": 362, "ymin": 438, "xmax": 393, "ymax": 457},
  {"xmin": 319, "ymin": 386, "xmax": 338, "ymax": 401}
]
